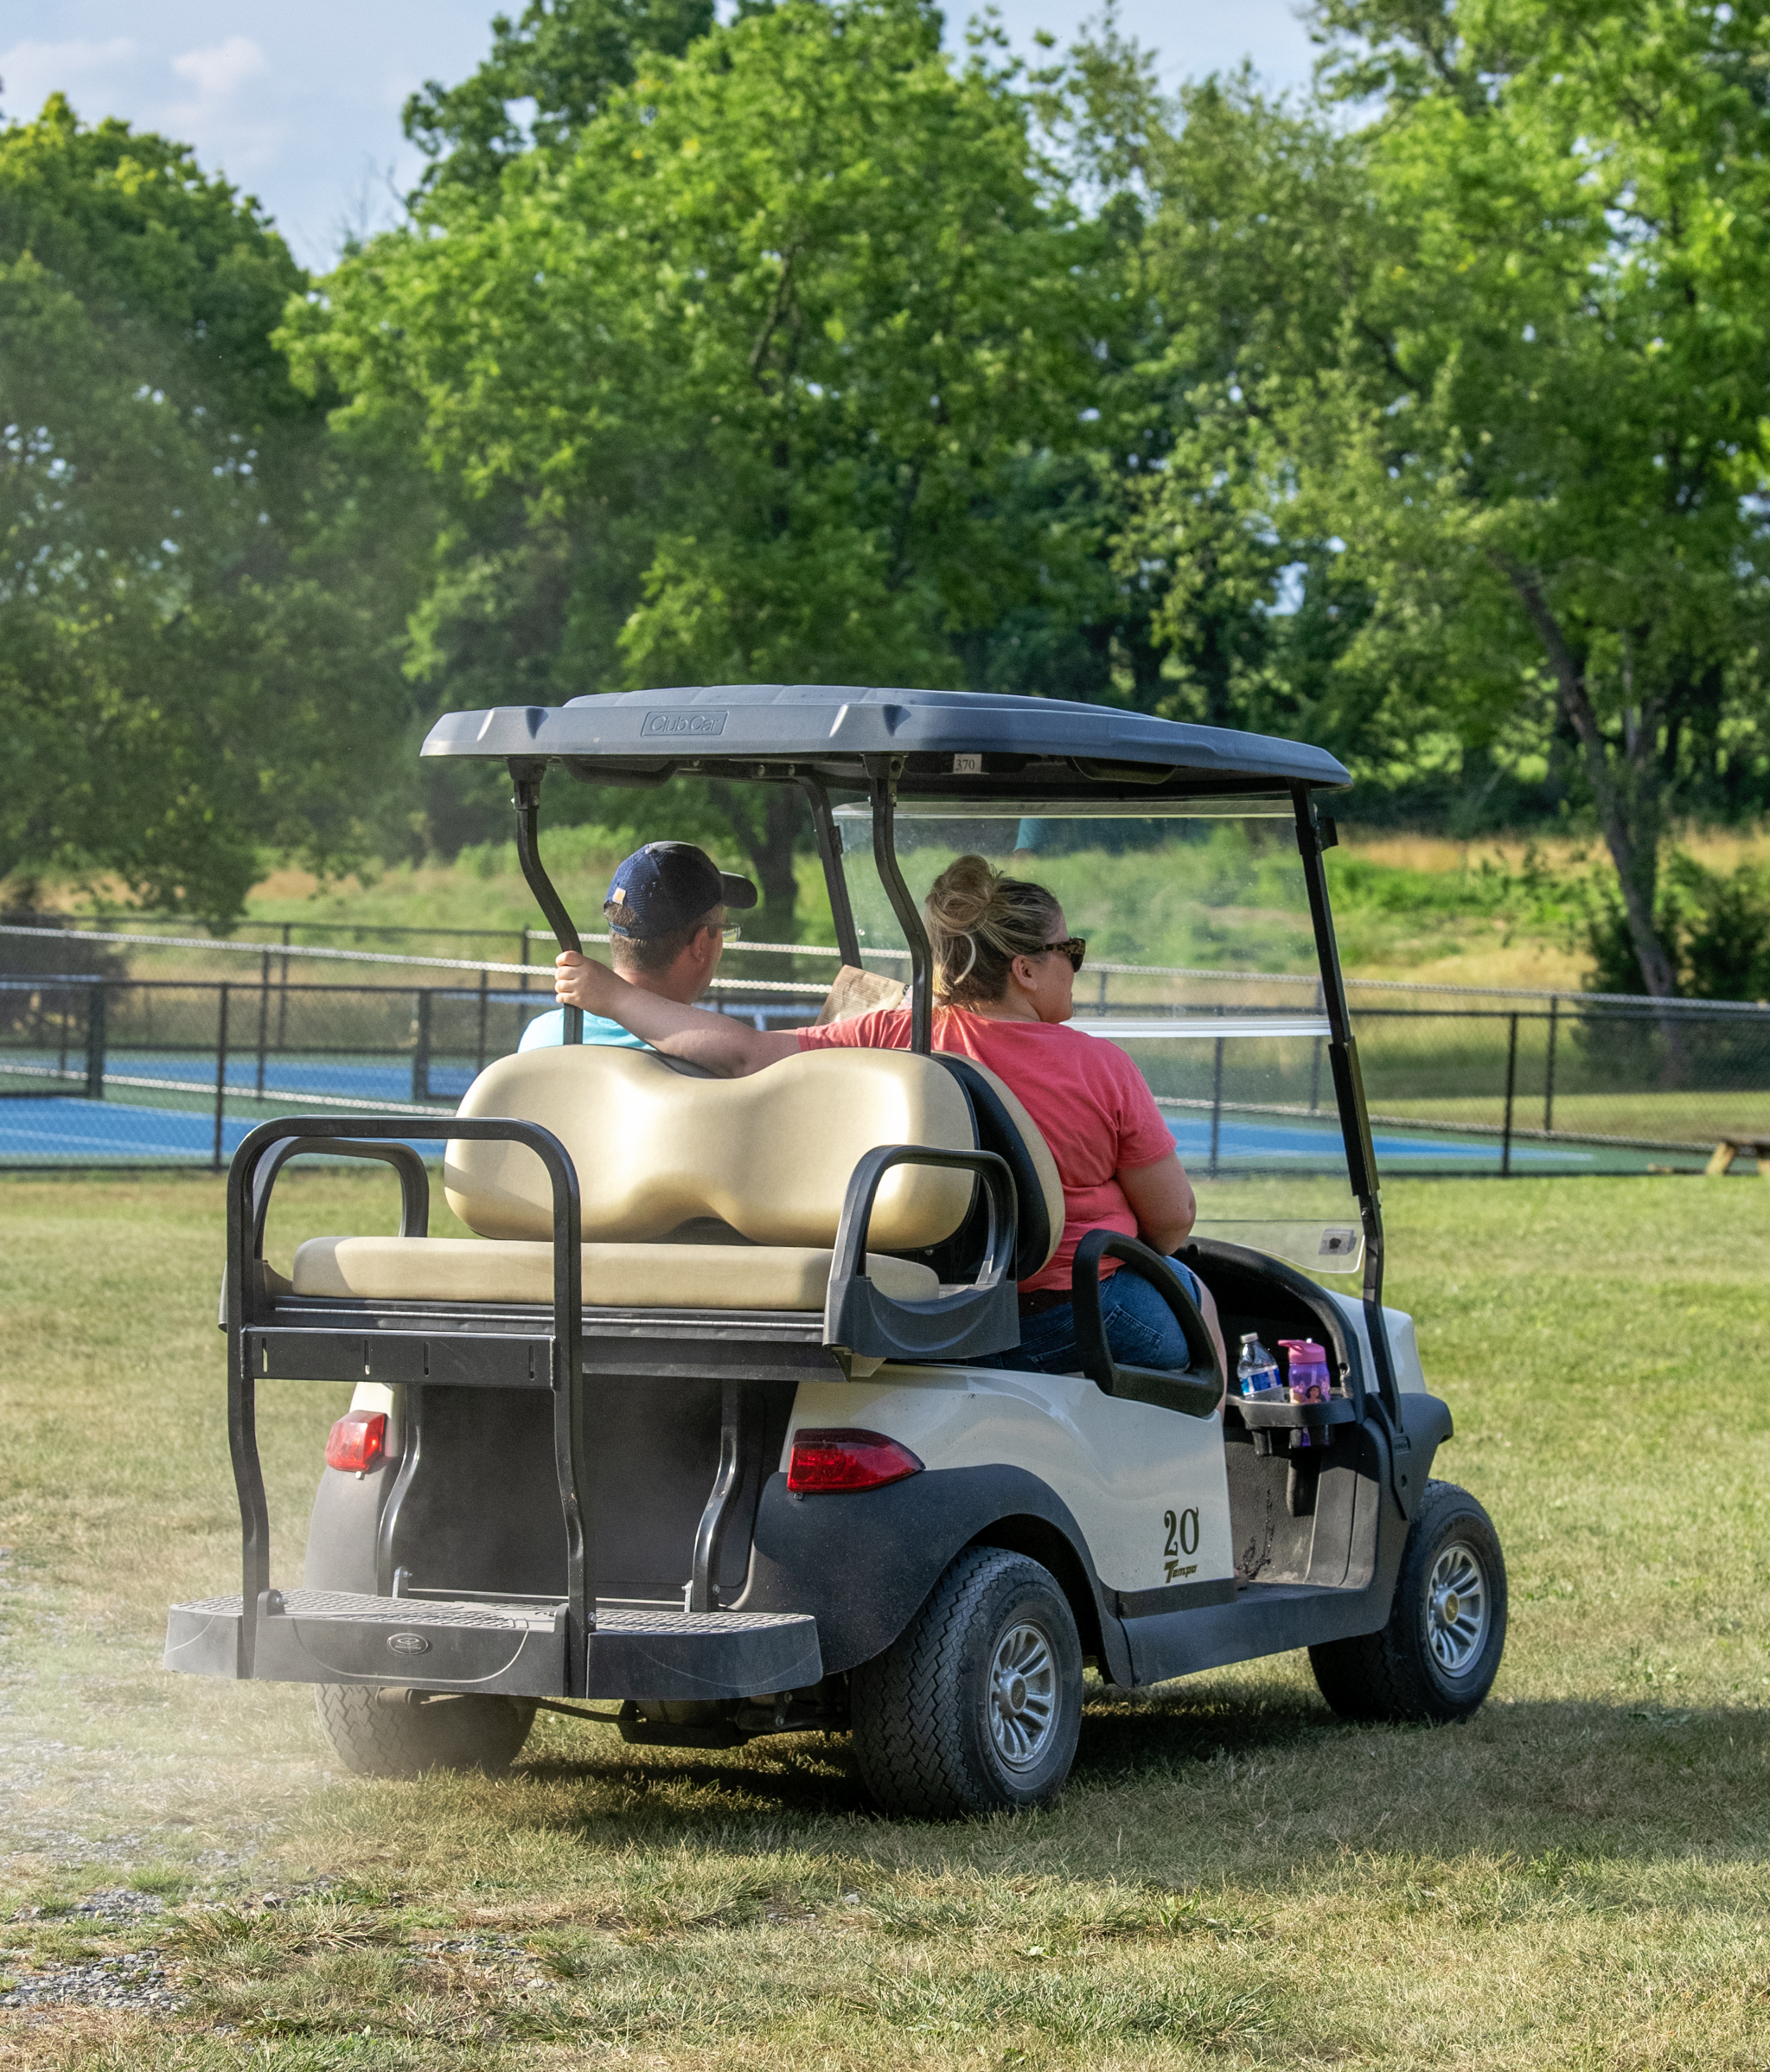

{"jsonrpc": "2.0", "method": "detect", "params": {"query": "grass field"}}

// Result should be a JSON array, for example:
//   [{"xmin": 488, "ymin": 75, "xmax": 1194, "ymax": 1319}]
[
  {"xmin": 3, "ymin": 1169, "xmax": 1770, "ymax": 2069},
  {"xmin": 225, "ymin": 821, "xmax": 1766, "ymax": 993},
  {"xmin": 39, "ymin": 820, "xmax": 1760, "ymax": 994}
]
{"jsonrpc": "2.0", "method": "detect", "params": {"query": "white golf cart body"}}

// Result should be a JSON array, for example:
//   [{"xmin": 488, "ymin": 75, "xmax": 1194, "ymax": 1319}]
[{"xmin": 164, "ymin": 686, "xmax": 1499, "ymax": 1804}]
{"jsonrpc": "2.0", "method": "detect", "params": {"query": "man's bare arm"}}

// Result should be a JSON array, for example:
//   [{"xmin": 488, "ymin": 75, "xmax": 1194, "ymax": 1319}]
[{"xmin": 553, "ymin": 951, "xmax": 799, "ymax": 1076}]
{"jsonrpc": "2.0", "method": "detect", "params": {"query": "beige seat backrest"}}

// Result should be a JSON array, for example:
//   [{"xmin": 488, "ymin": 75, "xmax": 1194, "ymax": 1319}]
[
  {"xmin": 444, "ymin": 1045, "xmax": 978, "ymax": 1250},
  {"xmin": 938, "ymin": 1052, "xmax": 1065, "ymax": 1279}
]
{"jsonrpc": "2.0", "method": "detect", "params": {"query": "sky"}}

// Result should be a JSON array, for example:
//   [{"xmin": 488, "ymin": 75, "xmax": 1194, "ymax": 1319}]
[{"xmin": 2, "ymin": 1, "xmax": 1318, "ymax": 269}]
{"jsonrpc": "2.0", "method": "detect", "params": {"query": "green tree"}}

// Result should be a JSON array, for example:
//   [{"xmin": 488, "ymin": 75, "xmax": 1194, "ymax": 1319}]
[
  {"xmin": 403, "ymin": 0, "xmax": 717, "ymax": 201},
  {"xmin": 1288, "ymin": 0, "xmax": 1770, "ymax": 997},
  {"xmin": 0, "ymin": 98, "xmax": 416, "ymax": 918},
  {"xmin": 1109, "ymin": 66, "xmax": 1409, "ymax": 767},
  {"xmin": 292, "ymin": 0, "xmax": 1109, "ymax": 936}
]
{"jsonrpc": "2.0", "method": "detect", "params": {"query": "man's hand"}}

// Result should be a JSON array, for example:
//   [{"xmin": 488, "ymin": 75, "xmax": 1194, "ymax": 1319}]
[
  {"xmin": 554, "ymin": 950, "xmax": 613, "ymax": 1014},
  {"xmin": 550, "ymin": 946, "xmax": 800, "ymax": 1074}
]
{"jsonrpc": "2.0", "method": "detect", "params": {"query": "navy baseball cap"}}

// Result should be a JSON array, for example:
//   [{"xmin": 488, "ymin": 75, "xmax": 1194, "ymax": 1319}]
[{"xmin": 604, "ymin": 841, "xmax": 757, "ymax": 939}]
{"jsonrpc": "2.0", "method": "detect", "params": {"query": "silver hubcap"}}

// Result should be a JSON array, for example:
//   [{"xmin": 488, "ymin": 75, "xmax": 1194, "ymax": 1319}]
[
  {"xmin": 987, "ymin": 1619, "xmax": 1058, "ymax": 1771},
  {"xmin": 1427, "ymin": 1540, "xmax": 1489, "ymax": 1677}
]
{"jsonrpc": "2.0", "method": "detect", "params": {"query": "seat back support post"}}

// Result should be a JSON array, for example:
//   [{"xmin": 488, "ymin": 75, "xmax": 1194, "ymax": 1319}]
[
  {"xmin": 374, "ymin": 1378, "xmax": 425, "ymax": 1597},
  {"xmin": 688, "ymin": 1378, "xmax": 751, "ymax": 1614},
  {"xmin": 865, "ymin": 758, "xmax": 931, "ymax": 1053},
  {"xmin": 510, "ymin": 758, "xmax": 584, "ymax": 1046},
  {"xmin": 226, "ymin": 1116, "xmax": 589, "ymax": 1693}
]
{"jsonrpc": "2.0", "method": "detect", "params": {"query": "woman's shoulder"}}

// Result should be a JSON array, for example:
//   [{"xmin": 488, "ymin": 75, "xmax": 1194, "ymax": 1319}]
[{"xmin": 954, "ymin": 1011, "xmax": 1124, "ymax": 1074}]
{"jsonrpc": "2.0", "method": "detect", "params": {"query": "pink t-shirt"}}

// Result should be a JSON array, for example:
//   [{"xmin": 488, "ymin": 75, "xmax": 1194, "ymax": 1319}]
[{"xmin": 798, "ymin": 1007, "xmax": 1177, "ymax": 1293}]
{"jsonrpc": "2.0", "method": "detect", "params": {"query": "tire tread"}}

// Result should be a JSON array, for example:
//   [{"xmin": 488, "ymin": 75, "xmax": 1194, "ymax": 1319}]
[
  {"xmin": 850, "ymin": 1547, "xmax": 1080, "ymax": 1819},
  {"xmin": 314, "ymin": 1685, "xmax": 535, "ymax": 1779},
  {"xmin": 1309, "ymin": 1479, "xmax": 1506, "ymax": 1725}
]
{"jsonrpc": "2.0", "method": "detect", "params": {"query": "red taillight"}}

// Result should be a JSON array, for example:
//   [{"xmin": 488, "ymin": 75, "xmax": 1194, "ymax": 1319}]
[
  {"xmin": 786, "ymin": 1428, "xmax": 923, "ymax": 1494},
  {"xmin": 325, "ymin": 1410, "xmax": 387, "ymax": 1474}
]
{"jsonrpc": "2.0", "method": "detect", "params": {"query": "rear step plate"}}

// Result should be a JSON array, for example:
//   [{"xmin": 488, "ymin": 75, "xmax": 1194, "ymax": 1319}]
[{"xmin": 164, "ymin": 1590, "xmax": 821, "ymax": 1701}]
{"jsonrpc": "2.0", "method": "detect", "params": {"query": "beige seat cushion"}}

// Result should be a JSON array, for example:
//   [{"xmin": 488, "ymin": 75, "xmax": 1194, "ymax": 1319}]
[
  {"xmin": 291, "ymin": 1236, "xmax": 940, "ymax": 1310},
  {"xmin": 445, "ymin": 1045, "xmax": 975, "ymax": 1249}
]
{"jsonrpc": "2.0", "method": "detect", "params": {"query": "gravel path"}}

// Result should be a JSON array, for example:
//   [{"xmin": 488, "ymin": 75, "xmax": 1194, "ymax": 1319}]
[{"xmin": 0, "ymin": 1947, "xmax": 179, "ymax": 2013}]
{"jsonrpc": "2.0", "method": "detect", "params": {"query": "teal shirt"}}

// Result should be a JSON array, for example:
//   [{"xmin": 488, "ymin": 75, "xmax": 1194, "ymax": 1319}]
[{"xmin": 517, "ymin": 1007, "xmax": 649, "ymax": 1052}]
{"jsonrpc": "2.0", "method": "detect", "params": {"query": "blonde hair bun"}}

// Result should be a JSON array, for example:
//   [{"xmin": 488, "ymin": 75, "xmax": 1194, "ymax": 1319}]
[{"xmin": 924, "ymin": 854, "xmax": 1064, "ymax": 1007}]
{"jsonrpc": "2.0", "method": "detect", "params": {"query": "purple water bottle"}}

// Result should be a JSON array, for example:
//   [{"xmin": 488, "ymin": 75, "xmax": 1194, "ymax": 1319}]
[{"xmin": 1278, "ymin": 1338, "xmax": 1332, "ymax": 1449}]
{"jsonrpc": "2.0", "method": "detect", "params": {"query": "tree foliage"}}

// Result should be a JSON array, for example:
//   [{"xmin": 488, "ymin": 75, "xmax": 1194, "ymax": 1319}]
[
  {"xmin": 402, "ymin": 0, "xmax": 717, "ymax": 200},
  {"xmin": 0, "ymin": 98, "xmax": 416, "ymax": 919},
  {"xmin": 11, "ymin": 0, "xmax": 1770, "ymax": 976},
  {"xmin": 1280, "ymin": 0, "xmax": 1770, "ymax": 994},
  {"xmin": 293, "ymin": 0, "xmax": 1110, "ymax": 928}
]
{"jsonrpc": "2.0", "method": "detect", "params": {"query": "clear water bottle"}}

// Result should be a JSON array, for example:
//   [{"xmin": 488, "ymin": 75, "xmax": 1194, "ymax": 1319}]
[
  {"xmin": 1237, "ymin": 1333, "xmax": 1281, "ymax": 1400},
  {"xmin": 1279, "ymin": 1338, "xmax": 1332, "ymax": 1448}
]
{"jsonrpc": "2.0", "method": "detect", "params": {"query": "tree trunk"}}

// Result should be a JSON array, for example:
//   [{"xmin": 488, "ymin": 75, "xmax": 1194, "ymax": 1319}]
[
  {"xmin": 706, "ymin": 780, "xmax": 806, "ymax": 976},
  {"xmin": 1505, "ymin": 567, "xmax": 1679, "ymax": 996},
  {"xmin": 1505, "ymin": 564, "xmax": 1688, "ymax": 1082}
]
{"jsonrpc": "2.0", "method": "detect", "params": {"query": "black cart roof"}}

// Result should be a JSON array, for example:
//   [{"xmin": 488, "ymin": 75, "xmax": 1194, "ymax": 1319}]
[{"xmin": 422, "ymin": 684, "xmax": 1349, "ymax": 798}]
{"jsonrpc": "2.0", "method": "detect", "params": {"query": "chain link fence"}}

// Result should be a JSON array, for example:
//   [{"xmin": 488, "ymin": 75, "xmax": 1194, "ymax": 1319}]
[{"xmin": 3, "ymin": 918, "xmax": 1768, "ymax": 1175}]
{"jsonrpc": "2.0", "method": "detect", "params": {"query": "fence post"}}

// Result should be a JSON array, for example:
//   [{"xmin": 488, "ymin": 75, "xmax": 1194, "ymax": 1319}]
[
  {"xmin": 1308, "ymin": 980, "xmax": 1325, "ymax": 1113},
  {"xmin": 255, "ymin": 949, "xmax": 272, "ymax": 1097},
  {"xmin": 1501, "ymin": 1012, "xmax": 1518, "ymax": 1178},
  {"xmin": 476, "ymin": 968, "xmax": 489, "ymax": 1075},
  {"xmin": 519, "ymin": 928, "xmax": 531, "ymax": 994},
  {"xmin": 1543, "ymin": 995, "xmax": 1558, "ymax": 1135},
  {"xmin": 1210, "ymin": 1033, "xmax": 1225, "ymax": 1178},
  {"xmin": 85, "ymin": 983, "xmax": 106, "ymax": 1100},
  {"xmin": 412, "ymin": 988, "xmax": 433, "ymax": 1104},
  {"xmin": 213, "ymin": 982, "xmax": 230, "ymax": 1172},
  {"xmin": 276, "ymin": 923, "xmax": 293, "ymax": 1049}
]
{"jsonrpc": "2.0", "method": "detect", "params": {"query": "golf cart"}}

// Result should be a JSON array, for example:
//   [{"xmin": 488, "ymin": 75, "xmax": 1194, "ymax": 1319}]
[{"xmin": 164, "ymin": 686, "xmax": 1506, "ymax": 1816}]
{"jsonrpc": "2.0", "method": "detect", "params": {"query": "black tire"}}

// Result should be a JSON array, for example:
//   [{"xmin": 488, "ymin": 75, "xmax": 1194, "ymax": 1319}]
[
  {"xmin": 1309, "ymin": 1480, "xmax": 1507, "ymax": 1723},
  {"xmin": 849, "ymin": 1547, "xmax": 1083, "ymax": 1819},
  {"xmin": 315, "ymin": 1685, "xmax": 537, "ymax": 1780}
]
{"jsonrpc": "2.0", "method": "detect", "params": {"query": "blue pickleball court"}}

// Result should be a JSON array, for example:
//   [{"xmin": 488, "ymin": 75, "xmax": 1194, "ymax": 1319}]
[{"xmin": 0, "ymin": 1086, "xmax": 1639, "ymax": 1173}]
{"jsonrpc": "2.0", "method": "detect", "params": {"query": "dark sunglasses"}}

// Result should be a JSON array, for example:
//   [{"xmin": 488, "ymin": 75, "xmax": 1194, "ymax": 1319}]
[{"xmin": 1043, "ymin": 936, "xmax": 1088, "ymax": 973}]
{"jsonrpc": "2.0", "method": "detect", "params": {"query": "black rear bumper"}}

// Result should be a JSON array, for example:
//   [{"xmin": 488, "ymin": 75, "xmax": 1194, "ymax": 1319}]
[{"xmin": 164, "ymin": 1590, "xmax": 821, "ymax": 1702}]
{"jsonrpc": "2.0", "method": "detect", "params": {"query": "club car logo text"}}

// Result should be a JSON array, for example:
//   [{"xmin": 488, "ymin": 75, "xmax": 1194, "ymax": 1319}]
[
  {"xmin": 1163, "ymin": 1506, "xmax": 1200, "ymax": 1583},
  {"xmin": 641, "ymin": 711, "xmax": 728, "ymax": 737}
]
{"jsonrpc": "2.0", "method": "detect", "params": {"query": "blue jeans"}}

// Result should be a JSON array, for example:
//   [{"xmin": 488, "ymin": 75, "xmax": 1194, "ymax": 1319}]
[{"xmin": 993, "ymin": 1259, "xmax": 1208, "ymax": 1376}]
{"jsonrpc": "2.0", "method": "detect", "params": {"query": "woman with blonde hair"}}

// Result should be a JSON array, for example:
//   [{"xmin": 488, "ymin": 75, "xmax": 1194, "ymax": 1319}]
[{"xmin": 553, "ymin": 852, "xmax": 1221, "ymax": 1376}]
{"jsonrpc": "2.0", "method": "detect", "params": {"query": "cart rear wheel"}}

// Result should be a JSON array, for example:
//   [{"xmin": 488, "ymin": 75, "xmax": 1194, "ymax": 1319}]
[
  {"xmin": 849, "ymin": 1546, "xmax": 1083, "ymax": 1819},
  {"xmin": 1309, "ymin": 1480, "xmax": 1506, "ymax": 1723},
  {"xmin": 315, "ymin": 1685, "xmax": 537, "ymax": 1779}
]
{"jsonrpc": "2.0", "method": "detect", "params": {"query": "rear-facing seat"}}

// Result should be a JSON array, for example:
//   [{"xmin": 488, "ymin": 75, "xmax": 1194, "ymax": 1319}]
[{"xmin": 288, "ymin": 1046, "xmax": 1062, "ymax": 1339}]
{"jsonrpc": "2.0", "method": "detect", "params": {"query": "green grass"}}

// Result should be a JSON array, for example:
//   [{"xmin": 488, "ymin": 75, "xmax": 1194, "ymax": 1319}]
[
  {"xmin": 50, "ymin": 824, "xmax": 1581, "ymax": 981},
  {"xmin": 3, "ymin": 1170, "xmax": 1770, "ymax": 2067},
  {"xmin": 1370, "ymin": 1090, "xmax": 1770, "ymax": 1148}
]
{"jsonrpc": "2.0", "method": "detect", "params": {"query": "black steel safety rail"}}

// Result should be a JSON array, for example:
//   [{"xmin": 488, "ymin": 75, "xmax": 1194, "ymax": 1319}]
[{"xmin": 225, "ymin": 1115, "xmax": 591, "ymax": 1691}]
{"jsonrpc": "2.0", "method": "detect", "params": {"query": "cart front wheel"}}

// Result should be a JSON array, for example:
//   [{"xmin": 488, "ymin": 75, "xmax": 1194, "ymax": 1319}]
[
  {"xmin": 850, "ymin": 1546, "xmax": 1083, "ymax": 1819},
  {"xmin": 1309, "ymin": 1480, "xmax": 1507, "ymax": 1724},
  {"xmin": 315, "ymin": 1685, "xmax": 537, "ymax": 1779}
]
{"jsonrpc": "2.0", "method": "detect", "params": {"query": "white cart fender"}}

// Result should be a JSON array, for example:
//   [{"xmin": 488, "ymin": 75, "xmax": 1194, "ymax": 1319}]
[{"xmin": 783, "ymin": 1362, "xmax": 1235, "ymax": 1602}]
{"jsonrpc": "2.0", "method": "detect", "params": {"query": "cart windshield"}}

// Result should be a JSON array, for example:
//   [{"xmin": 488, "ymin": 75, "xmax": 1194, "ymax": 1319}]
[{"xmin": 834, "ymin": 796, "xmax": 1363, "ymax": 1279}]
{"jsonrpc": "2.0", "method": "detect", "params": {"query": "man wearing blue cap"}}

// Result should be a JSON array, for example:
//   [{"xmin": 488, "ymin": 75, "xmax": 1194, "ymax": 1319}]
[{"xmin": 517, "ymin": 841, "xmax": 758, "ymax": 1051}]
